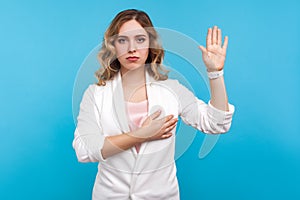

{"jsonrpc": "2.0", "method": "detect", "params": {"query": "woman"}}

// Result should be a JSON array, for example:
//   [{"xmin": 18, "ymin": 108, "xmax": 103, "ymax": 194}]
[{"xmin": 73, "ymin": 9, "xmax": 234, "ymax": 200}]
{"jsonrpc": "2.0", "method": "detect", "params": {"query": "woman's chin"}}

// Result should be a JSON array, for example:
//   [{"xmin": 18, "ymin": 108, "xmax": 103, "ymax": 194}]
[{"xmin": 122, "ymin": 63, "xmax": 145, "ymax": 72}]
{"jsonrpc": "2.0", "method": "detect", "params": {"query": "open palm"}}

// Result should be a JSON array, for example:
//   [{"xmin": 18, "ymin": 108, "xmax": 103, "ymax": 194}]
[{"xmin": 199, "ymin": 26, "xmax": 228, "ymax": 72}]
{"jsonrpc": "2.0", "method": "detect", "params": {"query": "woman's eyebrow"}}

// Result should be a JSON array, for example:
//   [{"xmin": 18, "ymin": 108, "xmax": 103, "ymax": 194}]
[
  {"xmin": 135, "ymin": 34, "xmax": 147, "ymax": 37},
  {"xmin": 117, "ymin": 34, "xmax": 147, "ymax": 38},
  {"xmin": 117, "ymin": 35, "xmax": 128, "ymax": 38}
]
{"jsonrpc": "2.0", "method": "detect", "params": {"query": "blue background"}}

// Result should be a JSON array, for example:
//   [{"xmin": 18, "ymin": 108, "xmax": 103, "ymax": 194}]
[{"xmin": 1, "ymin": 0, "xmax": 299, "ymax": 199}]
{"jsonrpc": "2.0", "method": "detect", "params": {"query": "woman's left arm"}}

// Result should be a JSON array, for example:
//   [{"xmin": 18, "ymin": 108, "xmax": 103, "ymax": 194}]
[{"xmin": 199, "ymin": 26, "xmax": 229, "ymax": 111}]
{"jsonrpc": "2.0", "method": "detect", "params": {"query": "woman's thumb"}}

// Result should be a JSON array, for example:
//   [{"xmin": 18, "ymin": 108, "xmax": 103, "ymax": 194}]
[
  {"xmin": 198, "ymin": 45, "xmax": 207, "ymax": 54},
  {"xmin": 150, "ymin": 109, "xmax": 161, "ymax": 120}
]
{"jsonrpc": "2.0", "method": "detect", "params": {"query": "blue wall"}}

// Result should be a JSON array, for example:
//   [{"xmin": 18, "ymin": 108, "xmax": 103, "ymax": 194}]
[{"xmin": 1, "ymin": 0, "xmax": 299, "ymax": 199}]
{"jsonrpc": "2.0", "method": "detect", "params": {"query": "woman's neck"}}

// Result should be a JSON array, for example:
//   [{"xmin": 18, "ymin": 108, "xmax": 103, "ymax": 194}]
[
  {"xmin": 121, "ymin": 66, "xmax": 147, "ymax": 102},
  {"xmin": 121, "ymin": 66, "xmax": 146, "ymax": 88}
]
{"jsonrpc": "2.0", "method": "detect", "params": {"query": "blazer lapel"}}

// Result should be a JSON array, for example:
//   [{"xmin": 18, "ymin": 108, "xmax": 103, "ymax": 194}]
[{"xmin": 111, "ymin": 71, "xmax": 130, "ymax": 133}]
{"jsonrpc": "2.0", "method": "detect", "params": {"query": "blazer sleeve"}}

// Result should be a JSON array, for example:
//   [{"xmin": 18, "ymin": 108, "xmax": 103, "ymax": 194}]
[
  {"xmin": 172, "ymin": 80, "xmax": 235, "ymax": 134},
  {"xmin": 72, "ymin": 85, "xmax": 106, "ymax": 163}
]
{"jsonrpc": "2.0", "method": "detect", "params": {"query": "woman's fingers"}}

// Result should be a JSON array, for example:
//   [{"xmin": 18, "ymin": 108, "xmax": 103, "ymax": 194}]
[
  {"xmin": 169, "ymin": 118, "xmax": 178, "ymax": 126},
  {"xmin": 156, "ymin": 115, "xmax": 177, "ymax": 133},
  {"xmin": 161, "ymin": 133, "xmax": 172, "ymax": 139},
  {"xmin": 206, "ymin": 28, "xmax": 212, "ymax": 47},
  {"xmin": 142, "ymin": 110, "xmax": 161, "ymax": 127},
  {"xmin": 149, "ymin": 114, "xmax": 177, "ymax": 136},
  {"xmin": 163, "ymin": 115, "xmax": 177, "ymax": 126},
  {"xmin": 148, "ymin": 115, "xmax": 177, "ymax": 140},
  {"xmin": 206, "ymin": 26, "xmax": 224, "ymax": 47},
  {"xmin": 222, "ymin": 36, "xmax": 228, "ymax": 52},
  {"xmin": 212, "ymin": 26, "xmax": 217, "ymax": 45},
  {"xmin": 164, "ymin": 118, "xmax": 177, "ymax": 132},
  {"xmin": 161, "ymin": 122, "xmax": 177, "ymax": 139},
  {"xmin": 150, "ymin": 109, "xmax": 161, "ymax": 120},
  {"xmin": 198, "ymin": 45, "xmax": 207, "ymax": 55},
  {"xmin": 217, "ymin": 28, "xmax": 222, "ymax": 45},
  {"xmin": 161, "ymin": 114, "xmax": 174, "ymax": 123},
  {"xmin": 167, "ymin": 122, "xmax": 177, "ymax": 131}
]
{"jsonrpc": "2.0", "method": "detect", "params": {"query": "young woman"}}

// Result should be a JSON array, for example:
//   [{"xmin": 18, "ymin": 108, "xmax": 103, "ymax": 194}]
[{"xmin": 73, "ymin": 9, "xmax": 234, "ymax": 200}]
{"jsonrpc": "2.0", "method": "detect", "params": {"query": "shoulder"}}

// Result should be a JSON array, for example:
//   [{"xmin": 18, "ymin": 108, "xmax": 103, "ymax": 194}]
[
  {"xmin": 85, "ymin": 84, "xmax": 101, "ymax": 94},
  {"xmin": 85, "ymin": 81, "xmax": 112, "ymax": 94},
  {"xmin": 154, "ymin": 78, "xmax": 186, "ymax": 92},
  {"xmin": 82, "ymin": 83, "xmax": 109, "ymax": 101},
  {"xmin": 155, "ymin": 78, "xmax": 195, "ymax": 98},
  {"xmin": 151, "ymin": 78, "xmax": 190, "ymax": 97},
  {"xmin": 153, "ymin": 78, "xmax": 180, "ymax": 88}
]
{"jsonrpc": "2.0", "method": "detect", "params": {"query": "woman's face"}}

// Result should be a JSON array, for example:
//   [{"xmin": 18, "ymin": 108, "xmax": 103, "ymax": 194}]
[{"xmin": 114, "ymin": 19, "xmax": 149, "ymax": 74}]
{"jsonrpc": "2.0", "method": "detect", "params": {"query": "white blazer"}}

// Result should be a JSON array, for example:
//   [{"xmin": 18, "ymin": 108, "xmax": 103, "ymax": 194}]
[{"xmin": 73, "ymin": 69, "xmax": 234, "ymax": 200}]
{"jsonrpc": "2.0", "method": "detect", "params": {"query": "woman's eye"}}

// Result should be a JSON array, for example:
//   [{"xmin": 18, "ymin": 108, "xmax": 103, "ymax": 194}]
[
  {"xmin": 136, "ymin": 37, "xmax": 146, "ymax": 43},
  {"xmin": 117, "ymin": 38, "xmax": 126, "ymax": 44}
]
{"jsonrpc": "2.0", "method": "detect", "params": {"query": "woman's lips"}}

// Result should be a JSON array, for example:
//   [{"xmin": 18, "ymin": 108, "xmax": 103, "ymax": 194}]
[{"xmin": 126, "ymin": 56, "xmax": 139, "ymax": 61}]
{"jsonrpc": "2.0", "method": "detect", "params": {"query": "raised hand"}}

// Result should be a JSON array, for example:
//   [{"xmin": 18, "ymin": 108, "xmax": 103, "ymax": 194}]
[{"xmin": 199, "ymin": 26, "xmax": 228, "ymax": 72}]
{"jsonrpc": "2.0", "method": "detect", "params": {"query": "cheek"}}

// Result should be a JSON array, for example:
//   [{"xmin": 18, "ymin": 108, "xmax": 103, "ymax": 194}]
[
  {"xmin": 137, "ymin": 40, "xmax": 149, "ymax": 59},
  {"xmin": 115, "ymin": 44, "xmax": 128, "ymax": 58},
  {"xmin": 139, "ymin": 48, "xmax": 149, "ymax": 59}
]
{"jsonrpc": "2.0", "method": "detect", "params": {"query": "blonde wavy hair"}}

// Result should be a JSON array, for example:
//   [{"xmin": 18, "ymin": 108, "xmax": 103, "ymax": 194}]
[{"xmin": 95, "ymin": 9, "xmax": 168, "ymax": 86}]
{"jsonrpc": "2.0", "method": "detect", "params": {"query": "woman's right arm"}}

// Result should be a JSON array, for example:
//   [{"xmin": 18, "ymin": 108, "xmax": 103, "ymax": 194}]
[
  {"xmin": 73, "ymin": 85, "xmax": 177, "ymax": 162},
  {"xmin": 101, "ymin": 111, "xmax": 177, "ymax": 159}
]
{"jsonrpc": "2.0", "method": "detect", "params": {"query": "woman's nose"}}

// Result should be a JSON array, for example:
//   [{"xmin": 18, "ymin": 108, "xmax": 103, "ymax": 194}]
[{"xmin": 128, "ymin": 40, "xmax": 136, "ymax": 53}]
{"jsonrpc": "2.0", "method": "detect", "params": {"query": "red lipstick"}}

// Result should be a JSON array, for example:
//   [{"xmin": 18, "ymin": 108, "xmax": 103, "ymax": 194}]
[{"xmin": 126, "ymin": 56, "xmax": 139, "ymax": 61}]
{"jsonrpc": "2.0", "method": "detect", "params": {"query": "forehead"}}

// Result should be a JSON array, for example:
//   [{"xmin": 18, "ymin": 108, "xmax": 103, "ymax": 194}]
[{"xmin": 118, "ymin": 19, "xmax": 148, "ymax": 37}]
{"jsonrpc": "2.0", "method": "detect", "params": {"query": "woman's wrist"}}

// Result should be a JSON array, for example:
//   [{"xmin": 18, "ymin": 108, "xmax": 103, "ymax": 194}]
[
  {"xmin": 126, "ymin": 129, "xmax": 148, "ymax": 143},
  {"xmin": 207, "ymin": 69, "xmax": 224, "ymax": 79}
]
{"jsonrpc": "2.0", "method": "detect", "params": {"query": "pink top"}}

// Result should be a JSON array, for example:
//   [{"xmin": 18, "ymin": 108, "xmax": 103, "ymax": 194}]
[{"xmin": 125, "ymin": 99, "xmax": 148, "ymax": 153}]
